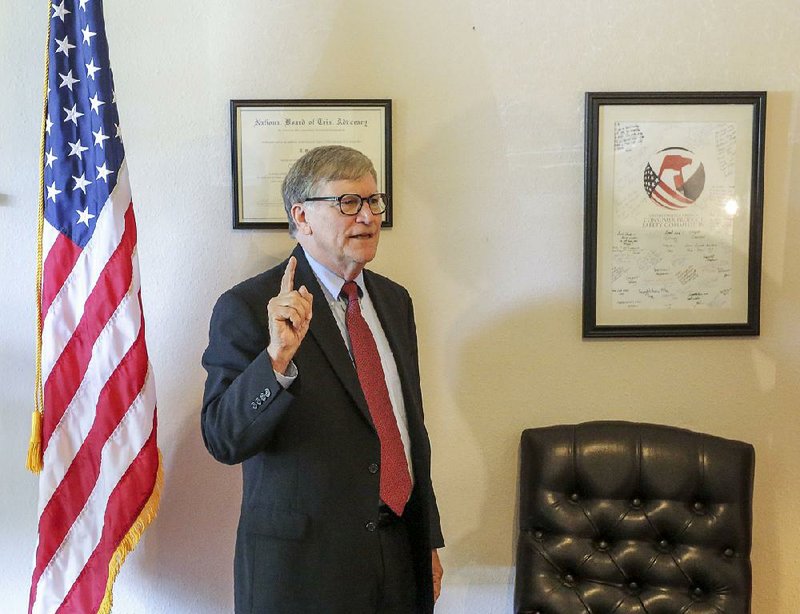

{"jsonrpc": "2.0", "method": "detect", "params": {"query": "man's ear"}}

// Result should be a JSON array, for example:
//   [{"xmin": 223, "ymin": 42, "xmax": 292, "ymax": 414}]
[{"xmin": 291, "ymin": 203, "xmax": 311, "ymax": 235}]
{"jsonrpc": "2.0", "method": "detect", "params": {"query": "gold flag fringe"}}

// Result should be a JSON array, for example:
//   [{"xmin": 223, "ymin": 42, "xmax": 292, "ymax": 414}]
[
  {"xmin": 98, "ymin": 450, "xmax": 164, "ymax": 614},
  {"xmin": 28, "ymin": 0, "xmax": 51, "ymax": 475}
]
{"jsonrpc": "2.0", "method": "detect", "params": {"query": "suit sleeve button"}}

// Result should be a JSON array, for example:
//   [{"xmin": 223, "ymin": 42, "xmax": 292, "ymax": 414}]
[
  {"xmin": 369, "ymin": 463, "xmax": 379, "ymax": 474},
  {"xmin": 264, "ymin": 388, "xmax": 271, "ymax": 398},
  {"xmin": 365, "ymin": 521, "xmax": 377, "ymax": 532}
]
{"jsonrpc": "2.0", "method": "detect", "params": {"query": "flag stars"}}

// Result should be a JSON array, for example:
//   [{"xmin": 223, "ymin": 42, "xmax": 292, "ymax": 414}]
[
  {"xmin": 114, "ymin": 123, "xmax": 122, "ymax": 140},
  {"xmin": 96, "ymin": 163, "xmax": 114, "ymax": 182},
  {"xmin": 79, "ymin": 0, "xmax": 91, "ymax": 9},
  {"xmin": 55, "ymin": 35, "xmax": 75, "ymax": 57},
  {"xmin": 85, "ymin": 59, "xmax": 100, "ymax": 80},
  {"xmin": 46, "ymin": 116, "xmax": 54, "ymax": 135},
  {"xmin": 45, "ymin": 148, "xmax": 58, "ymax": 168},
  {"xmin": 76, "ymin": 207, "xmax": 96, "ymax": 227},
  {"xmin": 89, "ymin": 93, "xmax": 105, "ymax": 114},
  {"xmin": 72, "ymin": 173, "xmax": 92, "ymax": 194},
  {"xmin": 52, "ymin": 1, "xmax": 70, "ymax": 22},
  {"xmin": 47, "ymin": 181, "xmax": 62, "ymax": 203},
  {"xmin": 59, "ymin": 69, "xmax": 79, "ymax": 91},
  {"xmin": 63, "ymin": 103, "xmax": 84, "ymax": 125},
  {"xmin": 68, "ymin": 139, "xmax": 89, "ymax": 160},
  {"xmin": 93, "ymin": 127, "xmax": 110, "ymax": 148},
  {"xmin": 82, "ymin": 24, "xmax": 96, "ymax": 45}
]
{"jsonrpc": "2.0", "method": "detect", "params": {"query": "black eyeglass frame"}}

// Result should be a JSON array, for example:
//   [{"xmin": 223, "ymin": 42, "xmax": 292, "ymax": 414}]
[{"xmin": 304, "ymin": 193, "xmax": 389, "ymax": 216}]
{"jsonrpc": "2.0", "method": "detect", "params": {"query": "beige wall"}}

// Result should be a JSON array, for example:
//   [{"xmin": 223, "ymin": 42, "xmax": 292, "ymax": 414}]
[{"xmin": 2, "ymin": 1, "xmax": 798, "ymax": 612}]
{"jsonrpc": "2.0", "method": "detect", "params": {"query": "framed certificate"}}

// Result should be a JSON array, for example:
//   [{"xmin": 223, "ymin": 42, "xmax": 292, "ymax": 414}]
[
  {"xmin": 230, "ymin": 99, "xmax": 392, "ymax": 229},
  {"xmin": 583, "ymin": 91, "xmax": 767, "ymax": 337}
]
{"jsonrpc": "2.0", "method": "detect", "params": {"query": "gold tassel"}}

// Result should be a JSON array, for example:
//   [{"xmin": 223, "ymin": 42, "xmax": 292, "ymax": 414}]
[
  {"xmin": 29, "ymin": 0, "xmax": 49, "ymax": 475},
  {"xmin": 26, "ymin": 411, "xmax": 43, "ymax": 474}
]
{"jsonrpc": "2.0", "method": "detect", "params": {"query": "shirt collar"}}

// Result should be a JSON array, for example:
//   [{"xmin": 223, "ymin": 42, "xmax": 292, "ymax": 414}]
[{"xmin": 302, "ymin": 247, "xmax": 365, "ymax": 300}]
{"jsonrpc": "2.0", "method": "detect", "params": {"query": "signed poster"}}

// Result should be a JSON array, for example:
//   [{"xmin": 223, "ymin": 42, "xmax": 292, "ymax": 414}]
[
  {"xmin": 609, "ymin": 120, "xmax": 739, "ymax": 311},
  {"xmin": 584, "ymin": 93, "xmax": 766, "ymax": 336}
]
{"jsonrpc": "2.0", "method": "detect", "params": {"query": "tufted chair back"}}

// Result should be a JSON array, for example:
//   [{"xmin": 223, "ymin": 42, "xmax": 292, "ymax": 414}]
[{"xmin": 515, "ymin": 421, "xmax": 754, "ymax": 614}]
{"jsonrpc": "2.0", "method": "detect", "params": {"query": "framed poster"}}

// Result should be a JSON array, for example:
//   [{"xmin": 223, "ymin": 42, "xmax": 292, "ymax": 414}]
[
  {"xmin": 583, "ymin": 91, "xmax": 767, "ymax": 337},
  {"xmin": 231, "ymin": 99, "xmax": 392, "ymax": 229}
]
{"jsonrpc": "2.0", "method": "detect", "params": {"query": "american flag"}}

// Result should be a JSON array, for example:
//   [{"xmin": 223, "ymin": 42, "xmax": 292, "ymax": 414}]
[{"xmin": 28, "ymin": 2, "xmax": 161, "ymax": 613}]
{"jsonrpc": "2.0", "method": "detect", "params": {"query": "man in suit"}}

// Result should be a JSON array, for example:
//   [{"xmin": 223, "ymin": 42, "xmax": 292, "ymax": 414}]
[{"xmin": 201, "ymin": 146, "xmax": 444, "ymax": 613}]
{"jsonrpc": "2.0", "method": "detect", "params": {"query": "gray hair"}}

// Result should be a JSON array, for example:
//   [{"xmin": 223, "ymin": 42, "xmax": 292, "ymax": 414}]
[{"xmin": 282, "ymin": 145, "xmax": 377, "ymax": 236}]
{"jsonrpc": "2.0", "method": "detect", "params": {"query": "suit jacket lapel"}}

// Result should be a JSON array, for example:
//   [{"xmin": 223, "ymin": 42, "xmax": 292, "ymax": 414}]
[{"xmin": 291, "ymin": 246, "xmax": 374, "ymax": 427}]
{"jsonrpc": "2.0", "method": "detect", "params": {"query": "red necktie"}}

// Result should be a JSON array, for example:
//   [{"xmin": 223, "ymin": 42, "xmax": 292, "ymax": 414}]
[{"xmin": 341, "ymin": 281, "xmax": 412, "ymax": 515}]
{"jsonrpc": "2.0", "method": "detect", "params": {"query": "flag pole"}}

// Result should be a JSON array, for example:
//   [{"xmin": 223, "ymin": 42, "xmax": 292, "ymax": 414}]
[{"xmin": 27, "ymin": 0, "xmax": 52, "ymax": 474}]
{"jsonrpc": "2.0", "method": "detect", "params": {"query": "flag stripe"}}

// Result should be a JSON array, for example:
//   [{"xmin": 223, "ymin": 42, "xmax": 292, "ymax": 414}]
[
  {"xmin": 652, "ymin": 185, "xmax": 689, "ymax": 210},
  {"xmin": 41, "ymin": 164, "xmax": 132, "ymax": 384},
  {"xmin": 33, "ymin": 373, "xmax": 157, "ymax": 612},
  {"xmin": 59, "ymin": 428, "xmax": 159, "ymax": 613},
  {"xmin": 32, "ymin": 302, "xmax": 148, "ymax": 598},
  {"xmin": 41, "ymin": 201, "xmax": 138, "ymax": 449},
  {"xmin": 38, "ymin": 229, "xmax": 141, "ymax": 514},
  {"xmin": 41, "ymin": 233, "xmax": 82, "ymax": 316},
  {"xmin": 654, "ymin": 177, "xmax": 693, "ymax": 204},
  {"xmin": 32, "ymin": 367, "xmax": 156, "ymax": 614},
  {"xmin": 649, "ymin": 187, "xmax": 677, "ymax": 209}
]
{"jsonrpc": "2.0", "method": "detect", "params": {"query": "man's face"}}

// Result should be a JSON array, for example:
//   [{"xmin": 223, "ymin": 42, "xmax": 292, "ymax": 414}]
[{"xmin": 294, "ymin": 174, "xmax": 381, "ymax": 280}]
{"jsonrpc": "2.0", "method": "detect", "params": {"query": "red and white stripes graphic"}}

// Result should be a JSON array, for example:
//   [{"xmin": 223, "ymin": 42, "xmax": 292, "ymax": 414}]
[{"xmin": 29, "ymin": 162, "xmax": 160, "ymax": 614}]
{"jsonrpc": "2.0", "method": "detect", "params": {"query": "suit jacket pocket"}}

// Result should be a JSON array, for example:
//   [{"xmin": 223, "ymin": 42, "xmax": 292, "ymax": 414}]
[{"xmin": 243, "ymin": 506, "xmax": 309, "ymax": 540}]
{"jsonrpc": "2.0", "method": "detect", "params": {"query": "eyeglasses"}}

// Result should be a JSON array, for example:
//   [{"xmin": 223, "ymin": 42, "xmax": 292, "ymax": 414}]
[{"xmin": 304, "ymin": 193, "xmax": 388, "ymax": 216}]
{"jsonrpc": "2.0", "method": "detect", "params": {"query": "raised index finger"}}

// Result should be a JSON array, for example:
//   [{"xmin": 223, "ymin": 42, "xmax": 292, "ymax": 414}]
[{"xmin": 280, "ymin": 256, "xmax": 297, "ymax": 293}]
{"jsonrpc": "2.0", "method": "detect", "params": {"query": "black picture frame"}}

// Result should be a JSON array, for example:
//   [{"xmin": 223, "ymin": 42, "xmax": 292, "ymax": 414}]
[
  {"xmin": 583, "ymin": 91, "xmax": 767, "ymax": 337},
  {"xmin": 230, "ymin": 99, "xmax": 393, "ymax": 229}
]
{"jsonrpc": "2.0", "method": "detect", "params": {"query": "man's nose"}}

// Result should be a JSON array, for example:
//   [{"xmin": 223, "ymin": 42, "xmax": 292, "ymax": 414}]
[{"xmin": 356, "ymin": 203, "xmax": 379, "ymax": 223}]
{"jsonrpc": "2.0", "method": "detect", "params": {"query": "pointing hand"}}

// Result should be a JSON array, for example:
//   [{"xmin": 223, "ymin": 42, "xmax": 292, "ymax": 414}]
[{"xmin": 266, "ymin": 256, "xmax": 313, "ymax": 374}]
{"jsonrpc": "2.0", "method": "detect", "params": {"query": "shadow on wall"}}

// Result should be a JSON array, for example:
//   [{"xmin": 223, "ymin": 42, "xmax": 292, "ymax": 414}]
[
  {"xmin": 131, "ymin": 244, "xmax": 289, "ymax": 611},
  {"xmin": 141, "ymin": 409, "xmax": 241, "ymax": 612}
]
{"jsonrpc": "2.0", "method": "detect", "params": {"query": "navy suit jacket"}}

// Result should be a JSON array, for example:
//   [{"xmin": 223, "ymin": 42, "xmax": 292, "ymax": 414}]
[{"xmin": 201, "ymin": 245, "xmax": 444, "ymax": 613}]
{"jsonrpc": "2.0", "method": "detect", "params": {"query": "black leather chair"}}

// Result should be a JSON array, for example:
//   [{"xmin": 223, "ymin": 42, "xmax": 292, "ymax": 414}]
[{"xmin": 515, "ymin": 421, "xmax": 755, "ymax": 614}]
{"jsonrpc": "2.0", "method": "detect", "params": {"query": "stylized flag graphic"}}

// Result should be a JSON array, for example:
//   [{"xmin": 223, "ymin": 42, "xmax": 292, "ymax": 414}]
[
  {"xmin": 28, "ymin": 1, "xmax": 162, "ymax": 612},
  {"xmin": 643, "ymin": 147, "xmax": 706, "ymax": 210}
]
